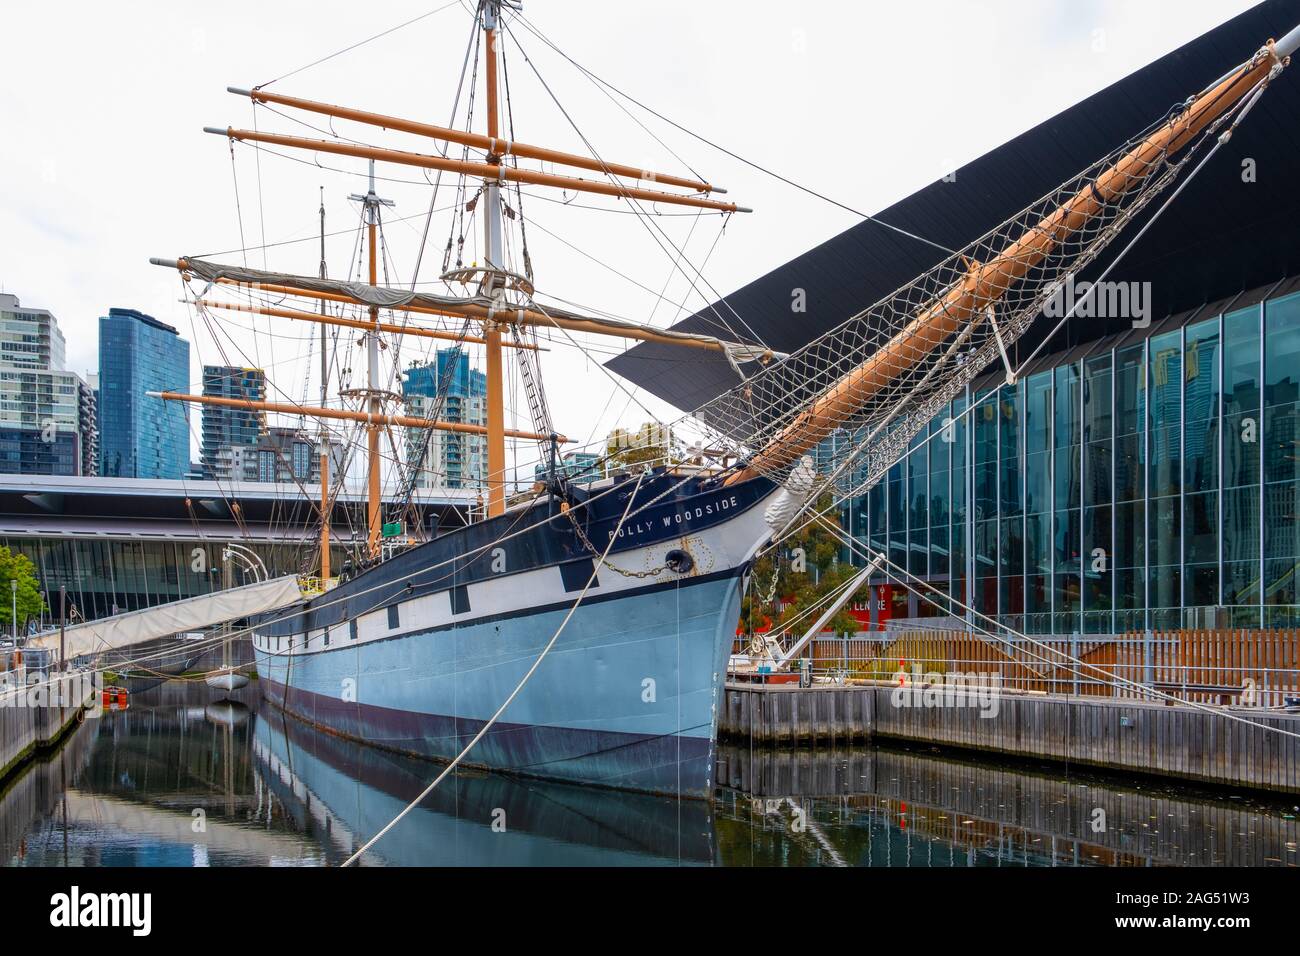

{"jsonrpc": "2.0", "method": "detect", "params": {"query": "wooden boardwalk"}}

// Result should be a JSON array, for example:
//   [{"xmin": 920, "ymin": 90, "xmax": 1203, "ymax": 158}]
[{"xmin": 720, "ymin": 681, "xmax": 1300, "ymax": 795}]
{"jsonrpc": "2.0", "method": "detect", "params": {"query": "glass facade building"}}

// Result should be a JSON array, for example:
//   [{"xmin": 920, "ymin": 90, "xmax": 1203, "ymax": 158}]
[
  {"xmin": 200, "ymin": 365, "xmax": 266, "ymax": 479},
  {"xmin": 403, "ymin": 348, "xmax": 487, "ymax": 490},
  {"xmin": 843, "ymin": 283, "xmax": 1300, "ymax": 633},
  {"xmin": 98, "ymin": 308, "xmax": 191, "ymax": 479}
]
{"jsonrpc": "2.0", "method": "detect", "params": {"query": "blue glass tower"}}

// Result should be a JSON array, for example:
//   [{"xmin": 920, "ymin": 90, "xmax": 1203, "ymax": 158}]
[{"xmin": 98, "ymin": 308, "xmax": 191, "ymax": 479}]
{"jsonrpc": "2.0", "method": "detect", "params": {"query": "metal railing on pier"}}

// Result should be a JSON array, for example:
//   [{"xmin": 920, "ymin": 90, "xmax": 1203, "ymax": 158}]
[{"xmin": 732, "ymin": 628, "xmax": 1300, "ymax": 709}]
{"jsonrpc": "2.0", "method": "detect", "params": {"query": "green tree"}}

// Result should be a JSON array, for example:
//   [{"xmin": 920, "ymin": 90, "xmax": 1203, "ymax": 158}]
[
  {"xmin": 740, "ymin": 493, "xmax": 867, "ymax": 642},
  {"xmin": 606, "ymin": 422, "xmax": 676, "ymax": 469},
  {"xmin": 0, "ymin": 547, "xmax": 47, "ymax": 633}
]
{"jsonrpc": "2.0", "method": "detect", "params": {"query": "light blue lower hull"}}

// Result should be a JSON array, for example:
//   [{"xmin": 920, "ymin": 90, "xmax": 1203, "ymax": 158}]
[{"xmin": 254, "ymin": 571, "xmax": 744, "ymax": 797}]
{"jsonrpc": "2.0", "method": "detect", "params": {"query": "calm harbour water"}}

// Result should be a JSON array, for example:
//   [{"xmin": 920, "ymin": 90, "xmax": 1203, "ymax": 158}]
[{"xmin": 2, "ymin": 680, "xmax": 1295, "ymax": 867}]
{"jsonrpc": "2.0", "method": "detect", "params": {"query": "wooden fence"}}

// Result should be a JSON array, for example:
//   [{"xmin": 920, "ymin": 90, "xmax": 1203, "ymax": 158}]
[{"xmin": 736, "ymin": 628, "xmax": 1300, "ymax": 707}]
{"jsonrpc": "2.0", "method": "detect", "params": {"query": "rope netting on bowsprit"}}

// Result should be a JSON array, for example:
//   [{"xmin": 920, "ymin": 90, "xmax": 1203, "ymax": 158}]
[{"xmin": 689, "ymin": 47, "xmax": 1284, "ymax": 504}]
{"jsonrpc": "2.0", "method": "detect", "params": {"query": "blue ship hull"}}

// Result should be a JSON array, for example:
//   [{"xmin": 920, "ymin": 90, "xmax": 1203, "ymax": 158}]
[{"xmin": 252, "ymin": 471, "xmax": 779, "ymax": 799}]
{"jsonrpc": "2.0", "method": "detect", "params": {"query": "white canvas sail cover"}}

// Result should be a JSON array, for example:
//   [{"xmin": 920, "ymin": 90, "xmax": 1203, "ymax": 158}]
[{"xmin": 28, "ymin": 575, "xmax": 305, "ymax": 661}]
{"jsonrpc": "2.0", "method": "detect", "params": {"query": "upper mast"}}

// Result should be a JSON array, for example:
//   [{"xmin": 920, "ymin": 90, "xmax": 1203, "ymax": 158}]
[
  {"xmin": 318, "ymin": 188, "xmax": 331, "ymax": 580},
  {"xmin": 481, "ymin": 0, "xmax": 507, "ymax": 518},
  {"xmin": 349, "ymin": 161, "xmax": 395, "ymax": 556}
]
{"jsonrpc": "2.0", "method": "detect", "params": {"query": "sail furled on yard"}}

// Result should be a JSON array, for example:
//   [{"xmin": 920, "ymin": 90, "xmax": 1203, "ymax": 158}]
[
  {"xmin": 160, "ymin": 257, "xmax": 776, "ymax": 365},
  {"xmin": 698, "ymin": 36, "xmax": 1295, "ymax": 499}
]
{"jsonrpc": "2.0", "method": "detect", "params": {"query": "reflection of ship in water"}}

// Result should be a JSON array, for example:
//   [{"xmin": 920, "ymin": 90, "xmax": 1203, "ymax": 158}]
[
  {"xmin": 253, "ymin": 708, "xmax": 717, "ymax": 866},
  {"xmin": 7, "ymin": 681, "xmax": 1297, "ymax": 867},
  {"xmin": 715, "ymin": 744, "xmax": 1300, "ymax": 867}
]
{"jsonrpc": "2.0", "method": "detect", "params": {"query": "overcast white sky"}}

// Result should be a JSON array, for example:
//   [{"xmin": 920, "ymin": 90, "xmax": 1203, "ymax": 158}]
[{"xmin": 0, "ymin": 0, "xmax": 1259, "ymax": 485}]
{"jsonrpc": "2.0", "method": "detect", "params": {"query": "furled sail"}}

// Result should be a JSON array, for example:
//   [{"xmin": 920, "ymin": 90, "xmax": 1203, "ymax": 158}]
[{"xmin": 156, "ymin": 257, "xmax": 779, "ymax": 366}]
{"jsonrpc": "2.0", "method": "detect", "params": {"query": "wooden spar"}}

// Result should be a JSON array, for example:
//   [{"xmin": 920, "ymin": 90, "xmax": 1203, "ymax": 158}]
[
  {"xmin": 365, "ymin": 193, "xmax": 382, "ymax": 557},
  {"xmin": 229, "ymin": 87, "xmax": 722, "ymax": 196},
  {"xmin": 483, "ymin": 2, "xmax": 506, "ymax": 519},
  {"xmin": 191, "ymin": 297, "xmax": 540, "ymax": 349},
  {"xmin": 725, "ymin": 40, "xmax": 1284, "ymax": 486},
  {"xmin": 317, "ymin": 193, "xmax": 331, "ymax": 582},
  {"xmin": 148, "ymin": 391, "xmax": 567, "ymax": 441},
  {"xmin": 202, "ymin": 275, "xmax": 734, "ymax": 351},
  {"xmin": 203, "ymin": 127, "xmax": 750, "ymax": 214}
]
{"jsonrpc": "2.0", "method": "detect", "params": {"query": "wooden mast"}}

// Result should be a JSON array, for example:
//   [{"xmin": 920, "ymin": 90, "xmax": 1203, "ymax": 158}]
[
  {"xmin": 318, "ymin": 189, "xmax": 331, "ymax": 581},
  {"xmin": 482, "ymin": 0, "xmax": 506, "ymax": 518},
  {"xmin": 358, "ymin": 161, "xmax": 388, "ymax": 556}
]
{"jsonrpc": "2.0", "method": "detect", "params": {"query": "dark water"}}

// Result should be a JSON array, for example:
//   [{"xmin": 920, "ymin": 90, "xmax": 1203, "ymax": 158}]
[{"xmin": 2, "ymin": 681, "xmax": 1296, "ymax": 867}]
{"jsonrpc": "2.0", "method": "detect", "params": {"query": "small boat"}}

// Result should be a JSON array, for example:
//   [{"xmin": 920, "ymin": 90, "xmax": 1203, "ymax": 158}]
[{"xmin": 205, "ymin": 669, "xmax": 250, "ymax": 692}]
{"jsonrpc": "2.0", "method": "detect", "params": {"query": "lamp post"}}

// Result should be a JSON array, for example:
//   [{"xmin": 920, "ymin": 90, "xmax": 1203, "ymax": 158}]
[{"xmin": 10, "ymin": 580, "xmax": 15, "ymax": 645}]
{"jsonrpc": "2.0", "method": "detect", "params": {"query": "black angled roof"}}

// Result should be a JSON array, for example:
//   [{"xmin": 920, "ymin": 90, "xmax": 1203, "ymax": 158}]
[{"xmin": 608, "ymin": 0, "xmax": 1300, "ymax": 413}]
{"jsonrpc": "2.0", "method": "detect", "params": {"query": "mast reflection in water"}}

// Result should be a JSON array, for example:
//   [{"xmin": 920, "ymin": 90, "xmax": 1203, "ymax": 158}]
[{"xmin": 2, "ymin": 682, "xmax": 1295, "ymax": 867}]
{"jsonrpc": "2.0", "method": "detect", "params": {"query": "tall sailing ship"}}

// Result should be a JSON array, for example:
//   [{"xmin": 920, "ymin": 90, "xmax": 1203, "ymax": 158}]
[{"xmin": 145, "ymin": 2, "xmax": 1300, "ymax": 797}]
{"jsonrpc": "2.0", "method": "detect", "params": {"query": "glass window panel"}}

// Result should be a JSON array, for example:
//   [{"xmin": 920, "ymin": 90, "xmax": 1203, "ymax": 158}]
[
  {"xmin": 1115, "ymin": 567, "xmax": 1144, "ymax": 611},
  {"xmin": 974, "ymin": 390, "xmax": 997, "ymax": 462},
  {"xmin": 1265, "ymin": 291, "xmax": 1300, "ymax": 407},
  {"xmin": 975, "ymin": 460, "xmax": 998, "ymax": 519},
  {"xmin": 1054, "ymin": 574, "xmax": 1080, "ymax": 614},
  {"xmin": 930, "ymin": 524, "xmax": 950, "ymax": 576},
  {"xmin": 1223, "ymin": 410, "xmax": 1261, "ymax": 487},
  {"xmin": 1186, "ymin": 563, "xmax": 1219, "ymax": 608},
  {"xmin": 1149, "ymin": 423, "xmax": 1181, "ymax": 499},
  {"xmin": 929, "ymin": 409, "xmax": 951, "ymax": 472},
  {"xmin": 1149, "ymin": 495, "xmax": 1181, "ymax": 568},
  {"xmin": 929, "ymin": 469, "xmax": 950, "ymax": 527},
  {"xmin": 1026, "ymin": 372, "xmax": 1051, "ymax": 455},
  {"xmin": 910, "ymin": 529, "xmax": 928, "ymax": 576},
  {"xmin": 1223, "ymin": 559, "xmax": 1261, "ymax": 606},
  {"xmin": 1083, "ymin": 505, "xmax": 1112, "ymax": 613},
  {"xmin": 974, "ymin": 519, "xmax": 998, "ymax": 578},
  {"xmin": 1183, "ymin": 417, "xmax": 1219, "ymax": 492},
  {"xmin": 1265, "ymin": 606, "xmax": 1300, "ymax": 628},
  {"xmin": 999, "ymin": 383, "xmax": 1021, "ymax": 457},
  {"xmin": 1264, "ymin": 481, "xmax": 1300, "ymax": 559},
  {"xmin": 1265, "ymin": 401, "xmax": 1300, "ymax": 484},
  {"xmin": 1025, "ymin": 512, "xmax": 1051, "ymax": 575},
  {"xmin": 1054, "ymin": 444, "xmax": 1081, "ymax": 511},
  {"xmin": 1083, "ymin": 353, "xmax": 1113, "ymax": 441},
  {"xmin": 1026, "ymin": 449, "xmax": 1051, "ymax": 516},
  {"xmin": 1264, "ymin": 558, "xmax": 1300, "ymax": 607},
  {"xmin": 1148, "ymin": 566, "xmax": 1181, "ymax": 609},
  {"xmin": 1222, "ymin": 486, "xmax": 1260, "ymax": 563},
  {"xmin": 1224, "ymin": 304, "xmax": 1261, "ymax": 416},
  {"xmin": 1000, "ymin": 517, "xmax": 1023, "ymax": 576},
  {"xmin": 868, "ymin": 482, "xmax": 886, "ymax": 555},
  {"xmin": 1054, "ymin": 364, "xmax": 1080, "ymax": 448},
  {"xmin": 1115, "ymin": 344, "xmax": 1146, "ymax": 436},
  {"xmin": 1114, "ymin": 500, "xmax": 1145, "ymax": 570},
  {"xmin": 1184, "ymin": 317, "xmax": 1221, "ymax": 422},
  {"xmin": 1000, "ymin": 453, "xmax": 1023, "ymax": 517},
  {"xmin": 1000, "ymin": 575, "xmax": 1024, "ymax": 618},
  {"xmin": 1026, "ymin": 574, "xmax": 1050, "ymax": 615},
  {"xmin": 1184, "ymin": 491, "xmax": 1218, "ymax": 566},
  {"xmin": 1054, "ymin": 509, "xmax": 1080, "ymax": 574},
  {"xmin": 1114, "ymin": 432, "xmax": 1144, "ymax": 501},
  {"xmin": 1084, "ymin": 441, "xmax": 1112, "ymax": 507}
]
